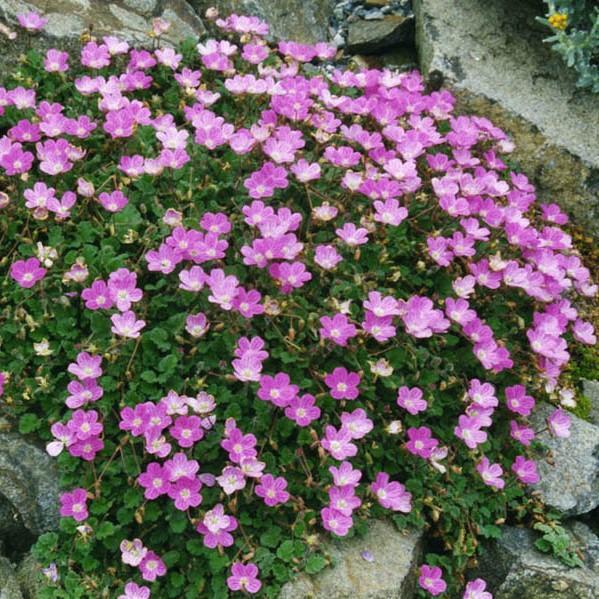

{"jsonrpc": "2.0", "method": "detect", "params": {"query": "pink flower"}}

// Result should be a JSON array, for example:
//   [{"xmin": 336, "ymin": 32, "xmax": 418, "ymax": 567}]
[
  {"xmin": 139, "ymin": 551, "xmax": 166, "ymax": 582},
  {"xmin": 164, "ymin": 452, "xmax": 199, "ymax": 482},
  {"xmin": 373, "ymin": 198, "xmax": 408, "ymax": 226},
  {"xmin": 227, "ymin": 562, "xmax": 262, "ymax": 594},
  {"xmin": 319, "ymin": 313, "xmax": 358, "ymax": 347},
  {"xmin": 216, "ymin": 466, "xmax": 246, "ymax": 495},
  {"xmin": 44, "ymin": 49, "xmax": 69, "ymax": 73},
  {"xmin": 321, "ymin": 507, "xmax": 353, "ymax": 536},
  {"xmin": 314, "ymin": 245, "xmax": 343, "ymax": 270},
  {"xmin": 99, "ymin": 190, "xmax": 128, "ymax": 212},
  {"xmin": 145, "ymin": 243, "xmax": 182, "ymax": 274},
  {"xmin": 167, "ymin": 477, "xmax": 203, "ymax": 510},
  {"xmin": 67, "ymin": 409, "xmax": 102, "ymax": 440},
  {"xmin": 509, "ymin": 420, "xmax": 535, "ymax": 446},
  {"xmin": 406, "ymin": 427, "xmax": 438, "ymax": 459},
  {"xmin": 329, "ymin": 461, "xmax": 362, "ymax": 487},
  {"xmin": 505, "ymin": 385, "xmax": 535, "ymax": 416},
  {"xmin": 138, "ymin": 462, "xmax": 169, "ymax": 500},
  {"xmin": 111, "ymin": 311, "xmax": 146, "ymax": 338},
  {"xmin": 335, "ymin": 222, "xmax": 369, "ymax": 246},
  {"xmin": 118, "ymin": 582, "xmax": 150, "ymax": 599},
  {"xmin": 547, "ymin": 408, "xmax": 571, "ymax": 438},
  {"xmin": 397, "ymin": 386, "xmax": 427, "ymax": 415},
  {"xmin": 108, "ymin": 268, "xmax": 143, "ymax": 311},
  {"xmin": 196, "ymin": 503, "xmax": 238, "ymax": 548},
  {"xmin": 221, "ymin": 427, "xmax": 257, "ymax": 463},
  {"xmin": 476, "ymin": 457, "xmax": 505, "ymax": 489},
  {"xmin": 10, "ymin": 257, "xmax": 46, "ymax": 288},
  {"xmin": 511, "ymin": 455, "xmax": 540, "ymax": 484},
  {"xmin": 463, "ymin": 578, "xmax": 492, "ymax": 599},
  {"xmin": 321, "ymin": 425, "xmax": 357, "ymax": 460},
  {"xmin": 81, "ymin": 280, "xmax": 113, "ymax": 310},
  {"xmin": 328, "ymin": 485, "xmax": 361, "ymax": 516},
  {"xmin": 17, "ymin": 12, "xmax": 48, "ymax": 32},
  {"xmin": 255, "ymin": 474, "xmax": 290, "ymax": 506},
  {"xmin": 120, "ymin": 538, "xmax": 147, "ymax": 567},
  {"xmin": 185, "ymin": 313, "xmax": 209, "ymax": 338},
  {"xmin": 325, "ymin": 367, "xmax": 361, "ymax": 400},
  {"xmin": 258, "ymin": 372, "xmax": 299, "ymax": 408},
  {"xmin": 284, "ymin": 393, "xmax": 321, "ymax": 426},
  {"xmin": 467, "ymin": 379, "xmax": 498, "ymax": 408},
  {"xmin": 572, "ymin": 319, "xmax": 596, "ymax": 345},
  {"xmin": 340, "ymin": 408, "xmax": 373, "ymax": 440},
  {"xmin": 371, "ymin": 472, "xmax": 412, "ymax": 512},
  {"xmin": 399, "ymin": 295, "xmax": 450, "ymax": 338},
  {"xmin": 454, "ymin": 415, "xmax": 488, "ymax": 449},
  {"xmin": 67, "ymin": 352, "xmax": 102, "ymax": 381},
  {"xmin": 170, "ymin": 415, "xmax": 204, "ymax": 448},
  {"xmin": 68, "ymin": 436, "xmax": 104, "ymax": 461},
  {"xmin": 419, "ymin": 565, "xmax": 447, "ymax": 596},
  {"xmin": 59, "ymin": 488, "xmax": 88, "ymax": 521}
]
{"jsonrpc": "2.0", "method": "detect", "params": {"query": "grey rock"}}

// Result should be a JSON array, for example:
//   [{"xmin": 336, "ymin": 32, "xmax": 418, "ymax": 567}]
[
  {"xmin": 413, "ymin": 0, "xmax": 599, "ymax": 169},
  {"xmin": 190, "ymin": 0, "xmax": 334, "ymax": 43},
  {"xmin": 0, "ymin": 0, "xmax": 205, "ymax": 45},
  {"xmin": 478, "ymin": 526, "xmax": 599, "ymax": 599},
  {"xmin": 16, "ymin": 553, "xmax": 44, "ymax": 599},
  {"xmin": 0, "ymin": 556, "xmax": 23, "ymax": 599},
  {"xmin": 279, "ymin": 521, "xmax": 422, "ymax": 599},
  {"xmin": 531, "ymin": 403, "xmax": 599, "ymax": 516},
  {"xmin": 0, "ymin": 433, "xmax": 60, "ymax": 539},
  {"xmin": 346, "ymin": 14, "xmax": 414, "ymax": 53},
  {"xmin": 582, "ymin": 379, "xmax": 599, "ymax": 425},
  {"xmin": 569, "ymin": 521, "xmax": 599, "ymax": 573}
]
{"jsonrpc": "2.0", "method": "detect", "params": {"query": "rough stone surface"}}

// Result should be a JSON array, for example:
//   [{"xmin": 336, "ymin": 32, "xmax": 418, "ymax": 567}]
[
  {"xmin": 0, "ymin": 433, "xmax": 60, "ymax": 542},
  {"xmin": 191, "ymin": 0, "xmax": 335, "ymax": 43},
  {"xmin": 582, "ymin": 379, "xmax": 599, "ymax": 425},
  {"xmin": 0, "ymin": 0, "xmax": 205, "ymax": 45},
  {"xmin": 569, "ymin": 521, "xmax": 599, "ymax": 573},
  {"xmin": 346, "ymin": 14, "xmax": 414, "ymax": 54},
  {"xmin": 531, "ymin": 404, "xmax": 599, "ymax": 516},
  {"xmin": 279, "ymin": 521, "xmax": 422, "ymax": 599},
  {"xmin": 413, "ymin": 0, "xmax": 599, "ymax": 169},
  {"xmin": 0, "ymin": 556, "xmax": 23, "ymax": 599},
  {"xmin": 16, "ymin": 553, "xmax": 44, "ymax": 599},
  {"xmin": 478, "ymin": 526, "xmax": 599, "ymax": 599}
]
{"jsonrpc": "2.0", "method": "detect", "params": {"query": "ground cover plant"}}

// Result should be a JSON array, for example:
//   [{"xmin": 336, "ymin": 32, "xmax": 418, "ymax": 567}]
[{"xmin": 0, "ymin": 7, "xmax": 597, "ymax": 599}]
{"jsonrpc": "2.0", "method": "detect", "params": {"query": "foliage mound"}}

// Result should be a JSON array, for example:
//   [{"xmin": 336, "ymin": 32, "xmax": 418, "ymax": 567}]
[{"xmin": 0, "ymin": 8, "xmax": 597, "ymax": 599}]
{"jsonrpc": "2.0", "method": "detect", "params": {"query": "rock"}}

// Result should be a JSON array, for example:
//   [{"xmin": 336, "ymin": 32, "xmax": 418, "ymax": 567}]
[
  {"xmin": 413, "ymin": 0, "xmax": 599, "ymax": 170},
  {"xmin": 191, "ymin": 0, "xmax": 334, "ymax": 43},
  {"xmin": 569, "ymin": 521, "xmax": 599, "ymax": 573},
  {"xmin": 0, "ymin": 556, "xmax": 23, "ymax": 599},
  {"xmin": 16, "ymin": 553, "xmax": 45, "ymax": 599},
  {"xmin": 0, "ymin": 0, "xmax": 205, "ymax": 45},
  {"xmin": 531, "ymin": 404, "xmax": 599, "ymax": 516},
  {"xmin": 279, "ymin": 521, "xmax": 423, "ymax": 599},
  {"xmin": 347, "ymin": 15, "xmax": 414, "ymax": 54},
  {"xmin": 477, "ymin": 526, "xmax": 599, "ymax": 598},
  {"xmin": 582, "ymin": 379, "xmax": 599, "ymax": 425},
  {"xmin": 0, "ymin": 433, "xmax": 60, "ymax": 544}
]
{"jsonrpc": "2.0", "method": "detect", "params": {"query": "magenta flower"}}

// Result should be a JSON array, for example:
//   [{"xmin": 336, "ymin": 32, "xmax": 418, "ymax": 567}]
[
  {"xmin": 547, "ymin": 408, "xmax": 571, "ymax": 438},
  {"xmin": 17, "ymin": 11, "xmax": 48, "ymax": 32},
  {"xmin": 329, "ymin": 461, "xmax": 362, "ymax": 487},
  {"xmin": 59, "ymin": 488, "xmax": 88, "ymax": 521},
  {"xmin": 108, "ymin": 268, "xmax": 143, "ymax": 311},
  {"xmin": 419, "ymin": 565, "xmax": 447, "ymax": 596},
  {"xmin": 284, "ymin": 393, "xmax": 321, "ymax": 426},
  {"xmin": 505, "ymin": 385, "xmax": 535, "ymax": 416},
  {"xmin": 321, "ymin": 425, "xmax": 358, "ymax": 460},
  {"xmin": 227, "ymin": 562, "xmax": 262, "ymax": 594},
  {"xmin": 164, "ymin": 452, "xmax": 200, "ymax": 482},
  {"xmin": 139, "ymin": 551, "xmax": 166, "ymax": 582},
  {"xmin": 321, "ymin": 507, "xmax": 353, "ymax": 536},
  {"xmin": 68, "ymin": 352, "xmax": 102, "ymax": 381},
  {"xmin": 99, "ymin": 190, "xmax": 128, "ymax": 213},
  {"xmin": 118, "ymin": 582, "xmax": 150, "ymax": 599},
  {"xmin": 120, "ymin": 538, "xmax": 147, "ymax": 567},
  {"xmin": 511, "ymin": 455, "xmax": 540, "ymax": 484},
  {"xmin": 170, "ymin": 415, "xmax": 204, "ymax": 448},
  {"xmin": 509, "ymin": 420, "xmax": 535, "ymax": 446},
  {"xmin": 463, "ymin": 578, "xmax": 492, "ymax": 599},
  {"xmin": 138, "ymin": 462, "xmax": 169, "ymax": 500},
  {"xmin": 216, "ymin": 466, "xmax": 246, "ymax": 495},
  {"xmin": 221, "ymin": 427, "xmax": 257, "ymax": 463},
  {"xmin": 10, "ymin": 257, "xmax": 47, "ymax": 288},
  {"xmin": 340, "ymin": 408, "xmax": 373, "ymax": 440},
  {"xmin": 314, "ymin": 245, "xmax": 343, "ymax": 270},
  {"xmin": 68, "ymin": 436, "xmax": 104, "ymax": 461},
  {"xmin": 111, "ymin": 311, "xmax": 146, "ymax": 338},
  {"xmin": 67, "ymin": 409, "xmax": 103, "ymax": 440},
  {"xmin": 335, "ymin": 222, "xmax": 369, "ymax": 246},
  {"xmin": 476, "ymin": 457, "xmax": 505, "ymax": 489},
  {"xmin": 467, "ymin": 379, "xmax": 498, "ymax": 408},
  {"xmin": 255, "ymin": 474, "xmax": 290, "ymax": 506},
  {"xmin": 145, "ymin": 243, "xmax": 182, "ymax": 274},
  {"xmin": 319, "ymin": 313, "xmax": 358, "ymax": 347},
  {"xmin": 406, "ymin": 427, "xmax": 439, "ymax": 459},
  {"xmin": 572, "ymin": 319, "xmax": 596, "ymax": 345},
  {"xmin": 328, "ymin": 485, "xmax": 361, "ymax": 516},
  {"xmin": 325, "ymin": 367, "xmax": 361, "ymax": 400},
  {"xmin": 168, "ymin": 477, "xmax": 203, "ymax": 510},
  {"xmin": 397, "ymin": 386, "xmax": 428, "ymax": 415},
  {"xmin": 371, "ymin": 472, "xmax": 412, "ymax": 512},
  {"xmin": 44, "ymin": 49, "xmax": 69, "ymax": 73},
  {"xmin": 258, "ymin": 372, "xmax": 299, "ymax": 408},
  {"xmin": 196, "ymin": 503, "xmax": 238, "ymax": 548},
  {"xmin": 454, "ymin": 415, "xmax": 488, "ymax": 449}
]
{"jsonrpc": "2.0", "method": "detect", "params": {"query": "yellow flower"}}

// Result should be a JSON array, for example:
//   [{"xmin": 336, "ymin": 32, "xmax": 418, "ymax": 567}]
[{"xmin": 548, "ymin": 12, "xmax": 568, "ymax": 31}]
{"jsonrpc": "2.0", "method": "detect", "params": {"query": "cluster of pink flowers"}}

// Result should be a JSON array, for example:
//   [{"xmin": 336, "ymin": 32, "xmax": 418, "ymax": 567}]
[{"xmin": 3, "ymin": 7, "xmax": 597, "ymax": 597}]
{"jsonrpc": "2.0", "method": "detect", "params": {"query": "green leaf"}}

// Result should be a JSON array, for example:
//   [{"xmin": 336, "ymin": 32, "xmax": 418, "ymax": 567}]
[
  {"xmin": 19, "ymin": 413, "xmax": 40, "ymax": 434},
  {"xmin": 305, "ymin": 554, "xmax": 326, "ymax": 574}
]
